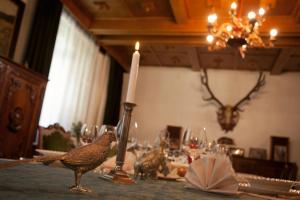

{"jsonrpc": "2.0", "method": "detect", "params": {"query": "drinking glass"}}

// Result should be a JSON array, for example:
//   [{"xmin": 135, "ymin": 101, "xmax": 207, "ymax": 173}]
[
  {"xmin": 182, "ymin": 128, "xmax": 192, "ymax": 147},
  {"xmin": 142, "ymin": 140, "xmax": 151, "ymax": 154},
  {"xmin": 127, "ymin": 136, "xmax": 138, "ymax": 149},
  {"xmin": 80, "ymin": 124, "xmax": 98, "ymax": 145},
  {"xmin": 198, "ymin": 128, "xmax": 208, "ymax": 150},
  {"xmin": 98, "ymin": 125, "xmax": 117, "ymax": 138},
  {"xmin": 189, "ymin": 130, "xmax": 199, "ymax": 149}
]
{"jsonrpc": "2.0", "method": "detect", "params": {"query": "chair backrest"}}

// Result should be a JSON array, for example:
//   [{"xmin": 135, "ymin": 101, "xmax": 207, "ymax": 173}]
[
  {"xmin": 166, "ymin": 125, "xmax": 182, "ymax": 150},
  {"xmin": 38, "ymin": 123, "xmax": 74, "ymax": 152},
  {"xmin": 217, "ymin": 137, "xmax": 235, "ymax": 145}
]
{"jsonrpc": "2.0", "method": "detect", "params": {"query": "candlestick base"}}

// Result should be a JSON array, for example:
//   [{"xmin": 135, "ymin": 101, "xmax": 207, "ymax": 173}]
[
  {"xmin": 112, "ymin": 167, "xmax": 135, "ymax": 184},
  {"xmin": 99, "ymin": 167, "xmax": 135, "ymax": 184}
]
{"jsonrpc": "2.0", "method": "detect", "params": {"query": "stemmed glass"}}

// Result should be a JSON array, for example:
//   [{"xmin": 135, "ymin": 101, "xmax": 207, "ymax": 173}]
[
  {"xmin": 80, "ymin": 124, "xmax": 98, "ymax": 145},
  {"xmin": 142, "ymin": 140, "xmax": 152, "ymax": 153},
  {"xmin": 182, "ymin": 128, "xmax": 192, "ymax": 148},
  {"xmin": 127, "ymin": 137, "xmax": 138, "ymax": 150},
  {"xmin": 189, "ymin": 129, "xmax": 200, "ymax": 149},
  {"xmin": 198, "ymin": 128, "xmax": 208, "ymax": 151},
  {"xmin": 98, "ymin": 125, "xmax": 117, "ymax": 138},
  {"xmin": 154, "ymin": 129, "xmax": 170, "ymax": 158},
  {"xmin": 128, "ymin": 120, "xmax": 139, "ymax": 141}
]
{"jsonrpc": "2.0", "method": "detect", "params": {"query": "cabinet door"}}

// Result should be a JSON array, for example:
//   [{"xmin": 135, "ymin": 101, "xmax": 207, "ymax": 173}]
[{"xmin": 0, "ymin": 67, "xmax": 46, "ymax": 158}]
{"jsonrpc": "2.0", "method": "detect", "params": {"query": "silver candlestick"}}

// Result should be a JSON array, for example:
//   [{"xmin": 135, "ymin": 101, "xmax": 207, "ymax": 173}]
[{"xmin": 108, "ymin": 102, "xmax": 136, "ymax": 184}]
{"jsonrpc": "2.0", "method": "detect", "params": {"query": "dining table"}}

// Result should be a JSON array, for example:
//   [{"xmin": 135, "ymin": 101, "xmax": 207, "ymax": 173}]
[{"xmin": 0, "ymin": 159, "xmax": 292, "ymax": 200}]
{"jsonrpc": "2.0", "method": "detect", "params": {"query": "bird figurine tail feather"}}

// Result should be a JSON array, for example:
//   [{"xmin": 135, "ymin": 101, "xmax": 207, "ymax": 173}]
[{"xmin": 0, "ymin": 130, "xmax": 117, "ymax": 193}]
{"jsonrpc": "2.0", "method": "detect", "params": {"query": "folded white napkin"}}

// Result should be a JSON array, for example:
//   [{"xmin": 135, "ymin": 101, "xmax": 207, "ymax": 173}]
[
  {"xmin": 94, "ymin": 151, "xmax": 137, "ymax": 174},
  {"xmin": 185, "ymin": 154, "xmax": 239, "ymax": 195}
]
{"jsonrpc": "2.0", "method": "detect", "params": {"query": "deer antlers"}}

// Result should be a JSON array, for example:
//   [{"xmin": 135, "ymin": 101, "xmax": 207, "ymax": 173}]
[
  {"xmin": 200, "ymin": 69, "xmax": 266, "ymax": 132},
  {"xmin": 200, "ymin": 69, "xmax": 224, "ymax": 107},
  {"xmin": 233, "ymin": 71, "xmax": 265, "ymax": 110},
  {"xmin": 200, "ymin": 68, "xmax": 266, "ymax": 110}
]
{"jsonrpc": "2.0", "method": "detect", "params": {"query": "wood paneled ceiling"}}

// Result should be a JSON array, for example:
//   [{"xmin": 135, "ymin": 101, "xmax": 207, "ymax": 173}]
[{"xmin": 61, "ymin": 0, "xmax": 300, "ymax": 74}]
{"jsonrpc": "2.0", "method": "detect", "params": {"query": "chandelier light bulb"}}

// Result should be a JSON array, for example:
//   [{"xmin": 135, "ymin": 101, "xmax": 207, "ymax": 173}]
[
  {"xmin": 270, "ymin": 28, "xmax": 278, "ymax": 37},
  {"xmin": 247, "ymin": 11, "xmax": 256, "ymax": 20},
  {"xmin": 258, "ymin": 8, "xmax": 265, "ymax": 16},
  {"xmin": 226, "ymin": 25, "xmax": 233, "ymax": 32},
  {"xmin": 208, "ymin": 13, "xmax": 217, "ymax": 24},
  {"xmin": 231, "ymin": 2, "xmax": 237, "ymax": 10},
  {"xmin": 206, "ymin": 35, "xmax": 214, "ymax": 43}
]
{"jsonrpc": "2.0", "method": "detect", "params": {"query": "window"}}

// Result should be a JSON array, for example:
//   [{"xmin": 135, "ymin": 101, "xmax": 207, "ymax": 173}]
[{"xmin": 39, "ymin": 10, "xmax": 110, "ymax": 130}]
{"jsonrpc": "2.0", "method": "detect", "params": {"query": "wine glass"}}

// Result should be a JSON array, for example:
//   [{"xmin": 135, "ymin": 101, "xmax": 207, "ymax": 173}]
[
  {"xmin": 127, "ymin": 136, "xmax": 138, "ymax": 150},
  {"xmin": 128, "ymin": 120, "xmax": 139, "ymax": 140},
  {"xmin": 198, "ymin": 128, "xmax": 208, "ymax": 151},
  {"xmin": 189, "ymin": 130, "xmax": 199, "ymax": 149},
  {"xmin": 161, "ymin": 129, "xmax": 173, "ymax": 157},
  {"xmin": 80, "ymin": 124, "xmax": 98, "ymax": 145},
  {"xmin": 98, "ymin": 125, "xmax": 117, "ymax": 137},
  {"xmin": 182, "ymin": 128, "xmax": 192, "ymax": 147},
  {"xmin": 142, "ymin": 140, "xmax": 150, "ymax": 154}
]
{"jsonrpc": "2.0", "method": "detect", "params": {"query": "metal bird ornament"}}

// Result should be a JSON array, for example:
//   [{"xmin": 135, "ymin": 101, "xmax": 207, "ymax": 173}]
[
  {"xmin": 0, "ymin": 130, "xmax": 117, "ymax": 193},
  {"xmin": 134, "ymin": 135, "xmax": 169, "ymax": 179}
]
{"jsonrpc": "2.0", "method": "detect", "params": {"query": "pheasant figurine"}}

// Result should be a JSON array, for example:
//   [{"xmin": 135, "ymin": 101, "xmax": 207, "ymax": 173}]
[{"xmin": 0, "ymin": 130, "xmax": 117, "ymax": 192}]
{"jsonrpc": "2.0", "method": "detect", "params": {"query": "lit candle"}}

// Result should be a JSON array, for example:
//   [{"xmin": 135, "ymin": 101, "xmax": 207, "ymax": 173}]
[{"xmin": 126, "ymin": 42, "xmax": 140, "ymax": 103}]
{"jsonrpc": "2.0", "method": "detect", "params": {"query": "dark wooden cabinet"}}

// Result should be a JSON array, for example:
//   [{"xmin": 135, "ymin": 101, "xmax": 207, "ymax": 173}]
[
  {"xmin": 232, "ymin": 156, "xmax": 298, "ymax": 180},
  {"xmin": 0, "ymin": 56, "xmax": 47, "ymax": 159}
]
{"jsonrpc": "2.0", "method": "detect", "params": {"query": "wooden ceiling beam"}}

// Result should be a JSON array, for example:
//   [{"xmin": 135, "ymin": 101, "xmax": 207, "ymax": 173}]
[
  {"xmin": 90, "ymin": 18, "xmax": 207, "ymax": 36},
  {"xmin": 169, "ymin": 0, "xmax": 189, "ymax": 24},
  {"xmin": 271, "ymin": 48, "xmax": 291, "ymax": 75},
  {"xmin": 271, "ymin": 36, "xmax": 300, "ymax": 47},
  {"xmin": 101, "ymin": 46, "xmax": 130, "ymax": 71},
  {"xmin": 262, "ymin": 17, "xmax": 300, "ymax": 35},
  {"xmin": 97, "ymin": 35, "xmax": 300, "ymax": 47},
  {"xmin": 89, "ymin": 16, "xmax": 300, "ymax": 36},
  {"xmin": 60, "ymin": 0, "xmax": 92, "ymax": 29},
  {"xmin": 97, "ymin": 35, "xmax": 207, "ymax": 46}
]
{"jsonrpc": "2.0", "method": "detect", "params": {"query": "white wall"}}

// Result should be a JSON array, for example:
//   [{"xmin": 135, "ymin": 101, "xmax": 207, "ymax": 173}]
[{"xmin": 122, "ymin": 67, "xmax": 300, "ymax": 178}]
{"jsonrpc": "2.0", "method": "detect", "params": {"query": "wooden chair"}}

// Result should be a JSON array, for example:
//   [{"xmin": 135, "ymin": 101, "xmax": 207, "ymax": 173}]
[
  {"xmin": 166, "ymin": 125, "xmax": 182, "ymax": 150},
  {"xmin": 37, "ymin": 123, "xmax": 74, "ymax": 152}
]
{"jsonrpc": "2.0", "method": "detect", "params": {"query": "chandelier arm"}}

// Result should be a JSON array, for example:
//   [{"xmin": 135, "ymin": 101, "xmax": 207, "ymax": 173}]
[{"xmin": 206, "ymin": 0, "xmax": 277, "ymax": 56}]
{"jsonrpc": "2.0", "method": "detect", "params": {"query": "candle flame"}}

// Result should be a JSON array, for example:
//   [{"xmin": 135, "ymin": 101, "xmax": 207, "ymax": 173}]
[{"xmin": 135, "ymin": 41, "xmax": 140, "ymax": 51}]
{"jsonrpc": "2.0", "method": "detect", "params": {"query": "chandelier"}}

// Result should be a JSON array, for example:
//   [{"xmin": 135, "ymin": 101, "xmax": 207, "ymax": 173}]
[{"xmin": 206, "ymin": 1, "xmax": 278, "ymax": 58}]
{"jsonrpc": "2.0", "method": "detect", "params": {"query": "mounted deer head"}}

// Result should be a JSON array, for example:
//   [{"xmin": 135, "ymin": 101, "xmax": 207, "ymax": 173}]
[{"xmin": 200, "ymin": 69, "xmax": 265, "ymax": 132}]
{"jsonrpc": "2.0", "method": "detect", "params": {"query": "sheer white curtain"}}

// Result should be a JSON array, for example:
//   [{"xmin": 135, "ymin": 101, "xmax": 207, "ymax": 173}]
[{"xmin": 39, "ymin": 10, "xmax": 110, "ymax": 130}]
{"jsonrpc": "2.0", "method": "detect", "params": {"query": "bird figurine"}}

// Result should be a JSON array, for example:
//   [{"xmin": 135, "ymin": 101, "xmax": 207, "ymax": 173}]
[{"xmin": 0, "ymin": 130, "xmax": 117, "ymax": 192}]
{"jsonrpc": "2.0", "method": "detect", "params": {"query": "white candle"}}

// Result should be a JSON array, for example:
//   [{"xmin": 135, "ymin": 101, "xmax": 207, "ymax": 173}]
[{"xmin": 126, "ymin": 42, "xmax": 140, "ymax": 103}]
